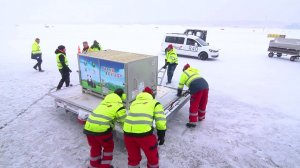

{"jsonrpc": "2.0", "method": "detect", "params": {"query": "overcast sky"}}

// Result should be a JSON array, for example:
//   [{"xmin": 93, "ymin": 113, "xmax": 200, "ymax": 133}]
[{"xmin": 1, "ymin": 0, "xmax": 299, "ymax": 27}]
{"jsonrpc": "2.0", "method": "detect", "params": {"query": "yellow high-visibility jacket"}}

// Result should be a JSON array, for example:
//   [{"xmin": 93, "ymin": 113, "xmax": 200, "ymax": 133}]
[
  {"xmin": 178, "ymin": 67, "xmax": 209, "ymax": 94},
  {"xmin": 56, "ymin": 53, "xmax": 69, "ymax": 70},
  {"xmin": 32, "ymin": 41, "xmax": 41, "ymax": 55},
  {"xmin": 123, "ymin": 92, "xmax": 166, "ymax": 135},
  {"xmin": 166, "ymin": 49, "xmax": 178, "ymax": 64},
  {"xmin": 82, "ymin": 47, "xmax": 93, "ymax": 53},
  {"xmin": 84, "ymin": 93, "xmax": 126, "ymax": 134}
]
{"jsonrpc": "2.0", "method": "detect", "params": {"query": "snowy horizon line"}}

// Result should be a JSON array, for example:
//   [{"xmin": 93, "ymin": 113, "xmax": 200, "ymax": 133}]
[{"xmin": 11, "ymin": 22, "xmax": 300, "ymax": 30}]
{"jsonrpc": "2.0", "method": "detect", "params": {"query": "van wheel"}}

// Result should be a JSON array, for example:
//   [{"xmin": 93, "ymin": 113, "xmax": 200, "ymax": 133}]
[
  {"xmin": 199, "ymin": 52, "xmax": 208, "ymax": 60},
  {"xmin": 277, "ymin": 53, "xmax": 282, "ymax": 57},
  {"xmin": 268, "ymin": 52, "xmax": 274, "ymax": 57},
  {"xmin": 290, "ymin": 56, "xmax": 296, "ymax": 61}
]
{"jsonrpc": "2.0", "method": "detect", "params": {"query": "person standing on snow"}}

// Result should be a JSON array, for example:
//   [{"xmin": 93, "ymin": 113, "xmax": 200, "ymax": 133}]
[
  {"xmin": 55, "ymin": 45, "xmax": 72, "ymax": 90},
  {"xmin": 31, "ymin": 38, "xmax": 44, "ymax": 72},
  {"xmin": 123, "ymin": 87, "xmax": 167, "ymax": 168},
  {"xmin": 84, "ymin": 88, "xmax": 127, "ymax": 168},
  {"xmin": 82, "ymin": 41, "xmax": 93, "ymax": 53},
  {"xmin": 91, "ymin": 40, "xmax": 102, "ymax": 52},
  {"xmin": 163, "ymin": 44, "xmax": 178, "ymax": 84},
  {"xmin": 177, "ymin": 64, "xmax": 209, "ymax": 128}
]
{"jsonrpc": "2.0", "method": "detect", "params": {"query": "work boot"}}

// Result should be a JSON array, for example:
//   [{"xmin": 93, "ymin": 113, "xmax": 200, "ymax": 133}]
[
  {"xmin": 39, "ymin": 70, "xmax": 45, "ymax": 72},
  {"xmin": 186, "ymin": 123, "xmax": 196, "ymax": 128},
  {"xmin": 66, "ymin": 84, "xmax": 73, "ymax": 87},
  {"xmin": 33, "ymin": 66, "xmax": 38, "ymax": 70},
  {"xmin": 166, "ymin": 82, "xmax": 171, "ymax": 85}
]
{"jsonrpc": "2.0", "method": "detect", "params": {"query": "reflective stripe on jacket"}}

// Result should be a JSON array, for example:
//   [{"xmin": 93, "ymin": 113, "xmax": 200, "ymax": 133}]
[
  {"xmin": 123, "ymin": 92, "xmax": 166, "ymax": 135},
  {"xmin": 32, "ymin": 41, "xmax": 41, "ymax": 55},
  {"xmin": 84, "ymin": 93, "xmax": 126, "ymax": 133},
  {"xmin": 56, "ymin": 53, "xmax": 68, "ymax": 69},
  {"xmin": 166, "ymin": 49, "xmax": 178, "ymax": 64},
  {"xmin": 178, "ymin": 67, "xmax": 209, "ymax": 94},
  {"xmin": 178, "ymin": 67, "xmax": 201, "ymax": 89}
]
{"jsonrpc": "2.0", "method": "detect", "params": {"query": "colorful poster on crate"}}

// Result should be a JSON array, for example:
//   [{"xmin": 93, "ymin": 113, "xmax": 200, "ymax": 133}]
[
  {"xmin": 79, "ymin": 55, "xmax": 101, "ymax": 93},
  {"xmin": 100, "ymin": 60, "xmax": 125, "ymax": 95}
]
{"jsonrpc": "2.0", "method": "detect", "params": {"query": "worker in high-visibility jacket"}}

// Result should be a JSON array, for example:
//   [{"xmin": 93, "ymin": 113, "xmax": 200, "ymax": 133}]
[
  {"xmin": 31, "ymin": 38, "xmax": 44, "ymax": 72},
  {"xmin": 55, "ymin": 45, "xmax": 72, "ymax": 90},
  {"xmin": 82, "ymin": 41, "xmax": 93, "ymax": 53},
  {"xmin": 177, "ymin": 64, "xmax": 209, "ymax": 128},
  {"xmin": 163, "ymin": 44, "xmax": 178, "ymax": 84},
  {"xmin": 91, "ymin": 40, "xmax": 102, "ymax": 52},
  {"xmin": 84, "ymin": 88, "xmax": 127, "ymax": 168},
  {"xmin": 123, "ymin": 87, "xmax": 167, "ymax": 168}
]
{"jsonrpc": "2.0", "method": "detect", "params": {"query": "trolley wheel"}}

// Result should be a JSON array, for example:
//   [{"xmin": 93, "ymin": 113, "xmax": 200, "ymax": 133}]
[
  {"xmin": 276, "ymin": 53, "xmax": 282, "ymax": 57},
  {"xmin": 290, "ymin": 56, "xmax": 296, "ymax": 61},
  {"xmin": 268, "ymin": 52, "xmax": 274, "ymax": 57}
]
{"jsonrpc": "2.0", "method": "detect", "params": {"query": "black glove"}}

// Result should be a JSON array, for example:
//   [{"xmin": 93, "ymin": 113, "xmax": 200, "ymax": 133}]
[
  {"xmin": 177, "ymin": 89, "xmax": 182, "ymax": 97},
  {"xmin": 68, "ymin": 68, "xmax": 72, "ymax": 73},
  {"xmin": 157, "ymin": 130, "xmax": 166, "ymax": 145},
  {"xmin": 162, "ymin": 60, "xmax": 168, "ymax": 69}
]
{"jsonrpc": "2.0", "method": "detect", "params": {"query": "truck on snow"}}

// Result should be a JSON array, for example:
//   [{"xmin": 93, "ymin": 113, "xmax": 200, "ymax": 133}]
[
  {"xmin": 49, "ymin": 50, "xmax": 190, "ymax": 138},
  {"xmin": 268, "ymin": 38, "xmax": 300, "ymax": 61}
]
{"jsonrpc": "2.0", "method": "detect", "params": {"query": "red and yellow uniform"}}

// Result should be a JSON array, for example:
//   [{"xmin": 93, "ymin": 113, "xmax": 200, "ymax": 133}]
[{"xmin": 123, "ymin": 87, "xmax": 166, "ymax": 168}]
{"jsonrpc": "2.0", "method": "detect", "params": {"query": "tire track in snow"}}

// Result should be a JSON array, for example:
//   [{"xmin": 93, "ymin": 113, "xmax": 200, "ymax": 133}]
[{"xmin": 0, "ymin": 87, "xmax": 56, "ymax": 130}]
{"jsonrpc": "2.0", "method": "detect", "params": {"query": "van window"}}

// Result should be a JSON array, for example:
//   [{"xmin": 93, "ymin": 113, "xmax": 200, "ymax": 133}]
[
  {"xmin": 195, "ymin": 38, "xmax": 208, "ymax": 46},
  {"xmin": 165, "ymin": 36, "xmax": 185, "ymax": 44},
  {"xmin": 186, "ymin": 38, "xmax": 200, "ymax": 46}
]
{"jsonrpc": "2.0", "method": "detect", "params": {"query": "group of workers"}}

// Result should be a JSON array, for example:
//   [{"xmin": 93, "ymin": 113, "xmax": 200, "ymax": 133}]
[
  {"xmin": 84, "ymin": 44, "xmax": 209, "ymax": 168},
  {"xmin": 32, "ymin": 38, "xmax": 209, "ymax": 168},
  {"xmin": 164, "ymin": 44, "xmax": 209, "ymax": 127},
  {"xmin": 84, "ymin": 87, "xmax": 166, "ymax": 168},
  {"xmin": 31, "ymin": 38, "xmax": 102, "ymax": 90},
  {"xmin": 82, "ymin": 40, "xmax": 102, "ymax": 53}
]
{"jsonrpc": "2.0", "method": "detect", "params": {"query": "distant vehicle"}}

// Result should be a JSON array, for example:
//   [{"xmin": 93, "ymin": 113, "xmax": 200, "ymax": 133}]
[
  {"xmin": 162, "ymin": 33, "xmax": 219, "ymax": 60},
  {"xmin": 267, "ymin": 34, "xmax": 286, "ymax": 38},
  {"xmin": 268, "ymin": 38, "xmax": 300, "ymax": 61},
  {"xmin": 184, "ymin": 29, "xmax": 207, "ymax": 41}
]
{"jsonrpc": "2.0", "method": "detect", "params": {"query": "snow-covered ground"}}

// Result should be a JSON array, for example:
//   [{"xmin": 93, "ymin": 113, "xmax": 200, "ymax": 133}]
[{"xmin": 0, "ymin": 24, "xmax": 300, "ymax": 168}]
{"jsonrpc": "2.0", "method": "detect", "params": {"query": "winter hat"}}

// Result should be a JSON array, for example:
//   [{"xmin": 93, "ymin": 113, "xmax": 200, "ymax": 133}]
[
  {"xmin": 58, "ymin": 45, "xmax": 65, "ymax": 50},
  {"xmin": 183, "ymin": 64, "xmax": 190, "ymax": 71},
  {"xmin": 167, "ymin": 44, "xmax": 173, "ymax": 49},
  {"xmin": 114, "ymin": 88, "xmax": 126, "ymax": 101},
  {"xmin": 114, "ymin": 88, "xmax": 124, "ymax": 97},
  {"xmin": 143, "ymin": 87, "xmax": 153, "ymax": 95}
]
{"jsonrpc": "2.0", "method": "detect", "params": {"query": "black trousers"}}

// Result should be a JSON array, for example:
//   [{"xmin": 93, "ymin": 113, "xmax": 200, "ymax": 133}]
[
  {"xmin": 167, "ymin": 63, "xmax": 177, "ymax": 83},
  {"xmin": 32, "ymin": 53, "xmax": 42, "ymax": 70},
  {"xmin": 57, "ymin": 69, "xmax": 70, "ymax": 89}
]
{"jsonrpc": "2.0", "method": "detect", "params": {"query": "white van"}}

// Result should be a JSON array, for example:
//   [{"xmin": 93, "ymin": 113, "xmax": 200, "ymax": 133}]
[{"xmin": 162, "ymin": 33, "xmax": 219, "ymax": 60}]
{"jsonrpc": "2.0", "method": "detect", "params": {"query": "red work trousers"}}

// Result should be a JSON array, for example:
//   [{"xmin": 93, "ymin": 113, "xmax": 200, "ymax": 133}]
[
  {"xmin": 86, "ymin": 133, "xmax": 114, "ymax": 168},
  {"xmin": 124, "ymin": 134, "xmax": 159, "ymax": 168},
  {"xmin": 189, "ymin": 89, "xmax": 209, "ymax": 123}
]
